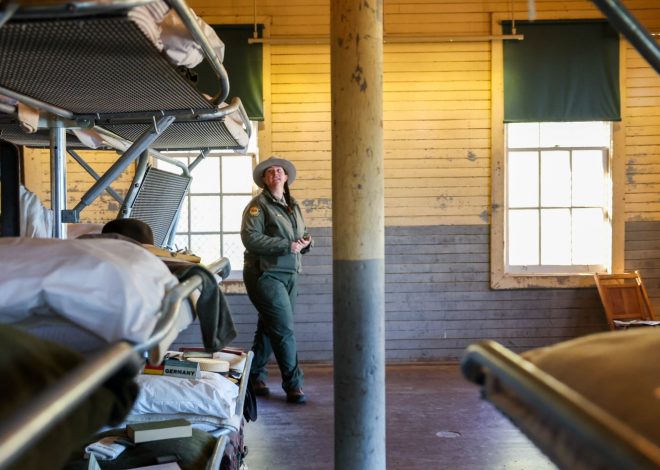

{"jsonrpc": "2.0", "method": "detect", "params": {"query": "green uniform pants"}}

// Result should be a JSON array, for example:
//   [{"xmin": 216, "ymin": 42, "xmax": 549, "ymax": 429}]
[{"xmin": 244, "ymin": 266, "xmax": 304, "ymax": 392}]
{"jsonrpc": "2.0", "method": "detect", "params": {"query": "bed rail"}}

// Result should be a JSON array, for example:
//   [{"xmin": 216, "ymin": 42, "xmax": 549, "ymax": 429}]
[
  {"xmin": 206, "ymin": 435, "xmax": 230, "ymax": 470},
  {"xmin": 235, "ymin": 351, "xmax": 254, "ymax": 416},
  {"xmin": 0, "ymin": 256, "xmax": 233, "ymax": 469},
  {"xmin": 461, "ymin": 340, "xmax": 660, "ymax": 470},
  {"xmin": 141, "ymin": 257, "xmax": 232, "ymax": 355},
  {"xmin": 168, "ymin": 0, "xmax": 229, "ymax": 105},
  {"xmin": 592, "ymin": 0, "xmax": 660, "ymax": 74},
  {"xmin": 0, "ymin": 342, "xmax": 141, "ymax": 470}
]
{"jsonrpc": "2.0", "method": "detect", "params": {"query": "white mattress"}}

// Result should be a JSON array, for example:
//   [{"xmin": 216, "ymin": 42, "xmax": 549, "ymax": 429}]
[{"xmin": 0, "ymin": 237, "xmax": 183, "ymax": 346}]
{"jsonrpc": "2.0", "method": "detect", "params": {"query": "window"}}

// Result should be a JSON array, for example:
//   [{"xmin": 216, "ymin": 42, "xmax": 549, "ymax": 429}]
[
  {"xmin": 490, "ymin": 17, "xmax": 624, "ymax": 289},
  {"xmin": 156, "ymin": 151, "xmax": 254, "ymax": 278},
  {"xmin": 506, "ymin": 122, "xmax": 612, "ymax": 274}
]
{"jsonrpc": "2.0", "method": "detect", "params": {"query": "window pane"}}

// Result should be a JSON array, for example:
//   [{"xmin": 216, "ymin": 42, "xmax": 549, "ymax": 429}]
[
  {"xmin": 157, "ymin": 156, "xmax": 188, "ymax": 174},
  {"xmin": 223, "ymin": 233, "xmax": 245, "ymax": 272},
  {"xmin": 507, "ymin": 123, "xmax": 540, "ymax": 148},
  {"xmin": 222, "ymin": 156, "xmax": 253, "ymax": 193},
  {"xmin": 573, "ymin": 208, "xmax": 606, "ymax": 265},
  {"xmin": 540, "ymin": 151, "xmax": 570, "ymax": 207},
  {"xmin": 174, "ymin": 234, "xmax": 189, "ymax": 252},
  {"xmin": 572, "ymin": 150, "xmax": 605, "ymax": 207},
  {"xmin": 176, "ymin": 197, "xmax": 189, "ymax": 232},
  {"xmin": 191, "ymin": 234, "xmax": 221, "ymax": 264},
  {"xmin": 541, "ymin": 209, "xmax": 571, "ymax": 265},
  {"xmin": 540, "ymin": 122, "xmax": 611, "ymax": 148},
  {"xmin": 190, "ymin": 157, "xmax": 220, "ymax": 194},
  {"xmin": 190, "ymin": 195, "xmax": 220, "ymax": 231},
  {"xmin": 508, "ymin": 151, "xmax": 538, "ymax": 208},
  {"xmin": 223, "ymin": 195, "xmax": 252, "ymax": 232},
  {"xmin": 508, "ymin": 209, "xmax": 539, "ymax": 265}
]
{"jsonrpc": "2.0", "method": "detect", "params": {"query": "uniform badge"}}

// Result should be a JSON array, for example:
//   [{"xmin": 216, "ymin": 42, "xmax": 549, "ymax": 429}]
[{"xmin": 249, "ymin": 206, "xmax": 260, "ymax": 217}]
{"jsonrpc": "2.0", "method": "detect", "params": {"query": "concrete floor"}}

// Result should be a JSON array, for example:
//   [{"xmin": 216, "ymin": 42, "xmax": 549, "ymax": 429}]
[{"xmin": 243, "ymin": 363, "xmax": 556, "ymax": 470}]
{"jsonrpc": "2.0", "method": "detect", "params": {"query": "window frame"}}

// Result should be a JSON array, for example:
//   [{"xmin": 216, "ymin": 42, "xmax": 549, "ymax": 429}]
[
  {"xmin": 505, "ymin": 142, "xmax": 611, "ymax": 275},
  {"xmin": 490, "ymin": 12, "xmax": 626, "ymax": 289}
]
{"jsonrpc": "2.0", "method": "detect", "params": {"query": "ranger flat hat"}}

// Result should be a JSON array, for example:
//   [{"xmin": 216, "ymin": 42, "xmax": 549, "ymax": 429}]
[{"xmin": 253, "ymin": 156, "xmax": 297, "ymax": 188}]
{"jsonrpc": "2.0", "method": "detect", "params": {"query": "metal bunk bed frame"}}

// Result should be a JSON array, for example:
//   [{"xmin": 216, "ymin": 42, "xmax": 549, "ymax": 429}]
[
  {"xmin": 0, "ymin": 256, "xmax": 253, "ymax": 470},
  {"xmin": 0, "ymin": 0, "xmax": 252, "ymax": 239},
  {"xmin": 0, "ymin": 2, "xmax": 254, "ymax": 467},
  {"xmin": 461, "ymin": 340, "xmax": 660, "ymax": 470}
]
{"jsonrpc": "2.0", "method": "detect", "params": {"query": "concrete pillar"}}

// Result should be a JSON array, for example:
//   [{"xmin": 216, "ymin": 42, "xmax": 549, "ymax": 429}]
[{"xmin": 330, "ymin": 1, "xmax": 385, "ymax": 469}]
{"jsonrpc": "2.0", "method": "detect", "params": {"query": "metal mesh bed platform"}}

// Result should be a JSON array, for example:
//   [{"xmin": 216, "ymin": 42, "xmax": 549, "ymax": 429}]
[
  {"xmin": 0, "ymin": 124, "xmax": 88, "ymax": 148},
  {"xmin": 0, "ymin": 0, "xmax": 252, "ymax": 237},
  {"xmin": 0, "ymin": 15, "xmax": 214, "ymax": 115},
  {"xmin": 0, "ymin": 1, "xmax": 251, "ymax": 149}
]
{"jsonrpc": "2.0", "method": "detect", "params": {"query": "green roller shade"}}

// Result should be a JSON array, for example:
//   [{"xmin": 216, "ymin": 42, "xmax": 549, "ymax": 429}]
[
  {"xmin": 193, "ymin": 24, "xmax": 264, "ymax": 121},
  {"xmin": 503, "ymin": 20, "xmax": 620, "ymax": 122}
]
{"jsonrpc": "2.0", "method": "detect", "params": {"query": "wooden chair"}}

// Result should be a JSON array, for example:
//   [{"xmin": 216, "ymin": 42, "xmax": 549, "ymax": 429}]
[{"xmin": 593, "ymin": 271, "xmax": 657, "ymax": 330}]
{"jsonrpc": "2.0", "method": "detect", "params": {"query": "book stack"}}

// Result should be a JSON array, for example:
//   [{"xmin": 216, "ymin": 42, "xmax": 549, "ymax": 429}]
[
  {"xmin": 185, "ymin": 357, "xmax": 230, "ymax": 374},
  {"xmin": 126, "ymin": 419, "xmax": 192, "ymax": 444},
  {"xmin": 178, "ymin": 347, "xmax": 245, "ymax": 377}
]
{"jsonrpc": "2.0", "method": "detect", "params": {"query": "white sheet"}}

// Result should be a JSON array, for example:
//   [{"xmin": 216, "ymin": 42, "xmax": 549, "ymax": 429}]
[
  {"xmin": 219, "ymin": 102, "xmax": 250, "ymax": 148},
  {"xmin": 130, "ymin": 371, "xmax": 238, "ymax": 421},
  {"xmin": 0, "ymin": 238, "xmax": 179, "ymax": 344},
  {"xmin": 129, "ymin": 0, "xmax": 225, "ymax": 69},
  {"xmin": 19, "ymin": 185, "xmax": 53, "ymax": 238}
]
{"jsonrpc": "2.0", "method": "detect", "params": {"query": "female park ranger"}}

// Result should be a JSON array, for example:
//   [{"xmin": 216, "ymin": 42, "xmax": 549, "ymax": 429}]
[{"xmin": 241, "ymin": 156, "xmax": 312, "ymax": 404}]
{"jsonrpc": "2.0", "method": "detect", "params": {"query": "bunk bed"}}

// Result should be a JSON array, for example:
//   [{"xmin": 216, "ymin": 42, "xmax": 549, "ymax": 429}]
[
  {"xmin": 461, "ymin": 328, "xmax": 660, "ymax": 470},
  {"xmin": 0, "ymin": 237, "xmax": 248, "ymax": 469},
  {"xmin": 0, "ymin": 1, "xmax": 254, "ymax": 468},
  {"xmin": 0, "ymin": 0, "xmax": 252, "ymax": 240}
]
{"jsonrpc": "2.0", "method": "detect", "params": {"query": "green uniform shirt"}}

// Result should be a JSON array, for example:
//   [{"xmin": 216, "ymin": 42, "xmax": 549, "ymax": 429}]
[{"xmin": 241, "ymin": 189, "xmax": 309, "ymax": 273}]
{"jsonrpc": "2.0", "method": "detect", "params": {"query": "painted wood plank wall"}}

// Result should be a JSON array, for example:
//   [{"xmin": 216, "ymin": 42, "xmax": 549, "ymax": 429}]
[
  {"xmin": 22, "ymin": 147, "xmax": 133, "ymax": 224},
  {"xmin": 625, "ymin": 43, "xmax": 660, "ymax": 221},
  {"xmin": 173, "ymin": 225, "xmax": 609, "ymax": 360},
  {"xmin": 624, "ymin": 220, "xmax": 660, "ymax": 312},
  {"xmin": 193, "ymin": 0, "xmax": 660, "ymax": 227},
  {"xmin": 175, "ymin": 220, "xmax": 657, "ymax": 361}
]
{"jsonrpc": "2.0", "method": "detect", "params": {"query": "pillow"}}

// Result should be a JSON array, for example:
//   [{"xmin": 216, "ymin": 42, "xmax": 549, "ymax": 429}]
[
  {"xmin": 131, "ymin": 372, "xmax": 238, "ymax": 420},
  {"xmin": 0, "ymin": 237, "xmax": 178, "ymax": 343}
]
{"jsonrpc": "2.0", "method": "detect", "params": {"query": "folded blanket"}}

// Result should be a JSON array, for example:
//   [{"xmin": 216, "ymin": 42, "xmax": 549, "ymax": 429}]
[{"xmin": 176, "ymin": 264, "xmax": 237, "ymax": 351}]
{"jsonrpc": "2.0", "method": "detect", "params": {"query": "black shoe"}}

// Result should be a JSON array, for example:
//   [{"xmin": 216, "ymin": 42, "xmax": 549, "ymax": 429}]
[
  {"xmin": 253, "ymin": 379, "xmax": 270, "ymax": 397},
  {"xmin": 286, "ymin": 388, "xmax": 306, "ymax": 404}
]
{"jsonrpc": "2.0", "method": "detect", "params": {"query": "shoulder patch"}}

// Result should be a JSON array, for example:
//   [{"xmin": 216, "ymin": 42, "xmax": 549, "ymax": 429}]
[{"xmin": 249, "ymin": 206, "xmax": 260, "ymax": 217}]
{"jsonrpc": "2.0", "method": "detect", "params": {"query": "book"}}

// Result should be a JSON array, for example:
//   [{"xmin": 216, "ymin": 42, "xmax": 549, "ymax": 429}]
[
  {"xmin": 163, "ymin": 357, "xmax": 200, "ymax": 379},
  {"xmin": 179, "ymin": 350, "xmax": 214, "ymax": 359},
  {"xmin": 124, "ymin": 464, "xmax": 182, "ymax": 470},
  {"xmin": 126, "ymin": 419, "xmax": 192, "ymax": 444},
  {"xmin": 124, "ymin": 463, "xmax": 182, "ymax": 470},
  {"xmin": 185, "ymin": 357, "xmax": 230, "ymax": 373}
]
